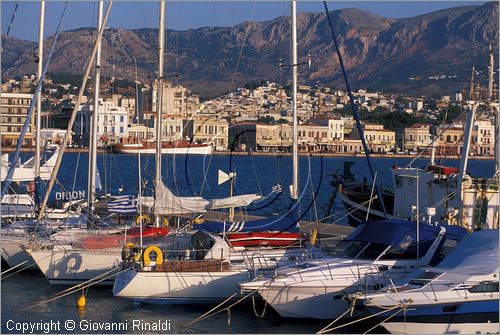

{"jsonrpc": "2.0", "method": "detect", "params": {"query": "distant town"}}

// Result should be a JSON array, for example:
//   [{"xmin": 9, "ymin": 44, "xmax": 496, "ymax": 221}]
[{"xmin": 1, "ymin": 73, "xmax": 497, "ymax": 158}]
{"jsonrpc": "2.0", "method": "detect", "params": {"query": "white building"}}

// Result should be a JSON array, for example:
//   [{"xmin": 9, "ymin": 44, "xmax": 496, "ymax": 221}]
[
  {"xmin": 328, "ymin": 118, "xmax": 345, "ymax": 141},
  {"xmin": 1, "ymin": 92, "xmax": 34, "ymax": 147},
  {"xmin": 74, "ymin": 99, "xmax": 129, "ymax": 145},
  {"xmin": 472, "ymin": 118, "xmax": 495, "ymax": 156},
  {"xmin": 152, "ymin": 115, "xmax": 185, "ymax": 141}
]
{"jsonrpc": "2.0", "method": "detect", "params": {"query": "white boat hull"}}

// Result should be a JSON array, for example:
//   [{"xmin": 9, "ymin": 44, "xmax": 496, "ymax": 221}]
[
  {"xmin": 382, "ymin": 321, "xmax": 499, "ymax": 334},
  {"xmin": 249, "ymin": 283, "xmax": 360, "ymax": 319},
  {"xmin": 1, "ymin": 237, "xmax": 39, "ymax": 270},
  {"xmin": 29, "ymin": 246, "xmax": 122, "ymax": 286},
  {"xmin": 113, "ymin": 145, "xmax": 212, "ymax": 155},
  {"xmin": 113, "ymin": 268, "xmax": 250, "ymax": 304}
]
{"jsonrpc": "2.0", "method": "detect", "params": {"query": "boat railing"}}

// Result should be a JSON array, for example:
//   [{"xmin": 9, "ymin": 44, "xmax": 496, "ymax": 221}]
[
  {"xmin": 361, "ymin": 266, "xmax": 386, "ymax": 294},
  {"xmin": 288, "ymin": 262, "xmax": 384, "ymax": 284},
  {"xmin": 122, "ymin": 245, "xmax": 230, "ymax": 270},
  {"xmin": 240, "ymin": 251, "xmax": 281, "ymax": 278}
]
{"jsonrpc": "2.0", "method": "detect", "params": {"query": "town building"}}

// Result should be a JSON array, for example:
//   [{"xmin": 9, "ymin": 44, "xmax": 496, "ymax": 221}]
[
  {"xmin": 298, "ymin": 122, "xmax": 329, "ymax": 151},
  {"xmin": 255, "ymin": 123, "xmax": 292, "ymax": 152},
  {"xmin": 126, "ymin": 124, "xmax": 154, "ymax": 141},
  {"xmin": 152, "ymin": 81, "xmax": 200, "ymax": 118},
  {"xmin": 228, "ymin": 122, "xmax": 258, "ymax": 151},
  {"xmin": 436, "ymin": 125, "xmax": 464, "ymax": 156},
  {"xmin": 74, "ymin": 99, "xmax": 129, "ymax": 146},
  {"xmin": 404, "ymin": 124, "xmax": 433, "ymax": 152},
  {"xmin": 472, "ymin": 118, "xmax": 495, "ymax": 156},
  {"xmin": 351, "ymin": 124, "xmax": 396, "ymax": 153},
  {"xmin": 1, "ymin": 92, "xmax": 34, "ymax": 147},
  {"xmin": 192, "ymin": 118, "xmax": 228, "ymax": 150}
]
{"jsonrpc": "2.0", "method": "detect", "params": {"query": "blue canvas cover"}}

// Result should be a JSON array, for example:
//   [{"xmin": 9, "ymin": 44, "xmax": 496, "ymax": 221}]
[
  {"xmin": 437, "ymin": 229, "xmax": 498, "ymax": 274},
  {"xmin": 346, "ymin": 219, "xmax": 444, "ymax": 245}
]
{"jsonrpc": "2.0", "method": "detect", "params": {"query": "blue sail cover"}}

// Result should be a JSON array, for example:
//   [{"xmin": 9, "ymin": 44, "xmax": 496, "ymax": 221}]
[
  {"xmin": 344, "ymin": 219, "xmax": 467, "ymax": 260},
  {"xmin": 195, "ymin": 201, "xmax": 300, "ymax": 234},
  {"xmin": 346, "ymin": 219, "xmax": 467, "ymax": 246}
]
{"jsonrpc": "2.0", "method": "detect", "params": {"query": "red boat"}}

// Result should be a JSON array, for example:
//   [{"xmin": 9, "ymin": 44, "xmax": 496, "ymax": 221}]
[
  {"xmin": 76, "ymin": 227, "xmax": 170, "ymax": 249},
  {"xmin": 127, "ymin": 227, "xmax": 170, "ymax": 239},
  {"xmin": 427, "ymin": 165, "xmax": 459, "ymax": 175},
  {"xmin": 226, "ymin": 232, "xmax": 304, "ymax": 247}
]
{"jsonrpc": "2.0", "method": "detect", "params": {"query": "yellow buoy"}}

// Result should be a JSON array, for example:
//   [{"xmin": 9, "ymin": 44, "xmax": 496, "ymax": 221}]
[{"xmin": 76, "ymin": 295, "xmax": 86, "ymax": 308}]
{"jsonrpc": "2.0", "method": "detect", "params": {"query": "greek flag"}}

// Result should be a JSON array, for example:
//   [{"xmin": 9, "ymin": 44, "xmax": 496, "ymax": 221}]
[
  {"xmin": 107, "ymin": 195, "xmax": 138, "ymax": 214},
  {"xmin": 272, "ymin": 184, "xmax": 284, "ymax": 193}
]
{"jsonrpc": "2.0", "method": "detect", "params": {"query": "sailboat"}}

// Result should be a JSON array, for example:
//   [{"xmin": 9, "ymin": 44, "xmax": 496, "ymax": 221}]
[
  {"xmin": 28, "ymin": 0, "xmax": 266, "ymax": 286},
  {"xmin": 112, "ymin": 0, "xmax": 320, "ymax": 304},
  {"xmin": 1, "ymin": 1, "xmax": 91, "ymax": 270},
  {"xmin": 0, "ymin": 1, "xmax": 82, "ymax": 221}
]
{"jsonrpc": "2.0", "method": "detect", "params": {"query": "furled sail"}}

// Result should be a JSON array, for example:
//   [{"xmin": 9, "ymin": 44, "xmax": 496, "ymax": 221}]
[{"xmin": 154, "ymin": 181, "xmax": 261, "ymax": 215}]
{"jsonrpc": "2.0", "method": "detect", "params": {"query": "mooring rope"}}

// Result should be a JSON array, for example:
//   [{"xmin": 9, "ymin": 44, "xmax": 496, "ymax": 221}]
[
  {"xmin": 20, "ymin": 266, "xmax": 122, "ymax": 311},
  {"xmin": 251, "ymin": 295, "xmax": 268, "ymax": 318},
  {"xmin": 1, "ymin": 260, "xmax": 28, "ymax": 276},
  {"xmin": 317, "ymin": 301, "xmax": 411, "ymax": 334},
  {"xmin": 363, "ymin": 304, "xmax": 408, "ymax": 334}
]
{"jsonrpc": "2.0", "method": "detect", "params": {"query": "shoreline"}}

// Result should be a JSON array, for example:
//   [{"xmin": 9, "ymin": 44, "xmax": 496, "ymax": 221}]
[{"xmin": 1, "ymin": 147, "xmax": 494, "ymax": 160}]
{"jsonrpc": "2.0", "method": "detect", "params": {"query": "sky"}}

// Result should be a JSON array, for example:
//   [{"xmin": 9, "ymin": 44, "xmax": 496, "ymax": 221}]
[{"xmin": 1, "ymin": 1, "xmax": 487, "ymax": 42}]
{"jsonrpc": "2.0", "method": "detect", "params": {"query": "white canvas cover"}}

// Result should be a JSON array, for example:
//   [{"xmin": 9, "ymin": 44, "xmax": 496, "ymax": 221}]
[
  {"xmin": 154, "ymin": 181, "xmax": 261, "ymax": 215},
  {"xmin": 1, "ymin": 150, "xmax": 59, "ymax": 182}
]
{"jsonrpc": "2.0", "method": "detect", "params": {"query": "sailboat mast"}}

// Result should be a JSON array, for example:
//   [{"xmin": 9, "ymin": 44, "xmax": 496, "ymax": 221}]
[
  {"xmin": 155, "ymin": 0, "xmax": 166, "ymax": 227},
  {"xmin": 88, "ymin": 0, "xmax": 103, "ymax": 218},
  {"xmin": 457, "ymin": 104, "xmax": 477, "ymax": 218},
  {"xmin": 291, "ymin": 0, "xmax": 299, "ymax": 200},
  {"xmin": 488, "ymin": 44, "xmax": 494, "ymax": 101},
  {"xmin": 38, "ymin": 1, "xmax": 113, "ymax": 220},
  {"xmin": 35, "ymin": 0, "xmax": 45, "ymax": 178}
]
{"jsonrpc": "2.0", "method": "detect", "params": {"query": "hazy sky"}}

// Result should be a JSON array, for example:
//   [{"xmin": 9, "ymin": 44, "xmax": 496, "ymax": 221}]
[{"xmin": 2, "ymin": 1, "xmax": 487, "ymax": 42}]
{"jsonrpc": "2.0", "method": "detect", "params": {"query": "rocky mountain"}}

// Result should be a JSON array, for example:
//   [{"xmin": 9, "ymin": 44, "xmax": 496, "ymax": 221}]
[{"xmin": 2, "ymin": 1, "xmax": 498, "ymax": 97}]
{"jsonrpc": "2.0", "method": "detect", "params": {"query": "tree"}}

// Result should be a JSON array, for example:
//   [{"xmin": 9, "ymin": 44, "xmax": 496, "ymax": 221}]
[
  {"xmin": 257, "ymin": 116, "xmax": 275, "ymax": 124},
  {"xmin": 438, "ymin": 103, "xmax": 464, "ymax": 123}
]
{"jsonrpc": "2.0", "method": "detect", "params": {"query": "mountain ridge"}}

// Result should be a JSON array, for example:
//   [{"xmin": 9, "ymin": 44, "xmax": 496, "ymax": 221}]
[{"xmin": 2, "ymin": 2, "xmax": 498, "ymax": 98}]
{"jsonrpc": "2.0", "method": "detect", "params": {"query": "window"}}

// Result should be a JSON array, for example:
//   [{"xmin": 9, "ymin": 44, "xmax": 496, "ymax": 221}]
[
  {"xmin": 120, "ymin": 127, "xmax": 124, "ymax": 134},
  {"xmin": 340, "ymin": 240, "xmax": 370, "ymax": 259},
  {"xmin": 381, "ymin": 235, "xmax": 436, "ymax": 260},
  {"xmin": 408, "ymin": 271, "xmax": 442, "ymax": 286},
  {"xmin": 467, "ymin": 281, "xmax": 499, "ymax": 293},
  {"xmin": 120, "ymin": 116, "xmax": 124, "ymax": 123}
]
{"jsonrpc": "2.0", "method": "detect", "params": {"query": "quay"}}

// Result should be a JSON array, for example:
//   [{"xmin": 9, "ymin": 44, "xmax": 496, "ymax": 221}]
[{"xmin": 1, "ymin": 147, "xmax": 494, "ymax": 160}]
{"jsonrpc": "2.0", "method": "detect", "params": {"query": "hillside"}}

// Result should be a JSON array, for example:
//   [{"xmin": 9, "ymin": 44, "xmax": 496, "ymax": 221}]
[{"xmin": 2, "ymin": 1, "xmax": 498, "ymax": 97}]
